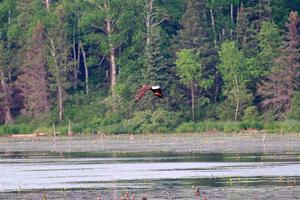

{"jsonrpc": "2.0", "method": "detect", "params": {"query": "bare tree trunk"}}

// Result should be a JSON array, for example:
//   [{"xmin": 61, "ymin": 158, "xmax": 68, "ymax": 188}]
[
  {"xmin": 57, "ymin": 83, "xmax": 64, "ymax": 121},
  {"xmin": 210, "ymin": 8, "xmax": 217, "ymax": 47},
  {"xmin": 104, "ymin": 0, "xmax": 117, "ymax": 96},
  {"xmin": 0, "ymin": 70, "xmax": 13, "ymax": 124},
  {"xmin": 108, "ymin": 29, "xmax": 117, "ymax": 96},
  {"xmin": 77, "ymin": 38, "xmax": 81, "ymax": 81},
  {"xmin": 72, "ymin": 23, "xmax": 78, "ymax": 90},
  {"xmin": 49, "ymin": 37, "xmax": 64, "ymax": 121},
  {"xmin": 235, "ymin": 97, "xmax": 239, "ymax": 121},
  {"xmin": 80, "ymin": 41, "xmax": 89, "ymax": 95},
  {"xmin": 44, "ymin": 0, "xmax": 50, "ymax": 12},
  {"xmin": 146, "ymin": 0, "xmax": 154, "ymax": 46},
  {"xmin": 233, "ymin": 74, "xmax": 240, "ymax": 121},
  {"xmin": 53, "ymin": 122, "xmax": 56, "ymax": 136},
  {"xmin": 68, "ymin": 120, "xmax": 72, "ymax": 136},
  {"xmin": 237, "ymin": 6, "xmax": 240, "ymax": 23},
  {"xmin": 191, "ymin": 82, "xmax": 195, "ymax": 122}
]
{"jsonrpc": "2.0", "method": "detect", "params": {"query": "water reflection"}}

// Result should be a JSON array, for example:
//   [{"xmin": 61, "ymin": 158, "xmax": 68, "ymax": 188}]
[
  {"xmin": 1, "ymin": 134, "xmax": 300, "ymax": 199},
  {"xmin": 1, "ymin": 151, "xmax": 300, "ymax": 193}
]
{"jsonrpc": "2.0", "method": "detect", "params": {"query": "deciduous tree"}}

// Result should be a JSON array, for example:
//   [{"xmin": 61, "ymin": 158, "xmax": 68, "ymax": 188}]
[{"xmin": 218, "ymin": 41, "xmax": 251, "ymax": 120}]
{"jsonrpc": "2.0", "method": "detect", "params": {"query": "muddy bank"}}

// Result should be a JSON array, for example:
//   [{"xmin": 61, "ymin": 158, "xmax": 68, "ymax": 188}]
[{"xmin": 1, "ymin": 132, "xmax": 300, "ymax": 154}]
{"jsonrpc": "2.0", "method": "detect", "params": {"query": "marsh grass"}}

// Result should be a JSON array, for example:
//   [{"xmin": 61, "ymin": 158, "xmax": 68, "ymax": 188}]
[
  {"xmin": 175, "ymin": 120, "xmax": 299, "ymax": 133},
  {"xmin": 0, "ymin": 124, "xmax": 35, "ymax": 135},
  {"xmin": 1, "ymin": 120, "xmax": 300, "ymax": 135}
]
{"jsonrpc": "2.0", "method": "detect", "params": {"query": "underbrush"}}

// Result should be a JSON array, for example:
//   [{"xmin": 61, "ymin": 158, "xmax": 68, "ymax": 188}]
[
  {"xmin": 2, "ymin": 120, "xmax": 300, "ymax": 135},
  {"xmin": 0, "ymin": 124, "xmax": 36, "ymax": 135},
  {"xmin": 175, "ymin": 120, "xmax": 299, "ymax": 133}
]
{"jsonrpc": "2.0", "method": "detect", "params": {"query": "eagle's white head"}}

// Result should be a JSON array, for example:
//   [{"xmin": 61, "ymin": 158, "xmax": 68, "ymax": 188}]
[{"xmin": 151, "ymin": 85, "xmax": 160, "ymax": 89}]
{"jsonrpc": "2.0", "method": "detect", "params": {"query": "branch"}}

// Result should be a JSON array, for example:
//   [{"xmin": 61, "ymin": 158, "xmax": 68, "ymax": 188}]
[{"xmin": 154, "ymin": 16, "xmax": 169, "ymax": 26}]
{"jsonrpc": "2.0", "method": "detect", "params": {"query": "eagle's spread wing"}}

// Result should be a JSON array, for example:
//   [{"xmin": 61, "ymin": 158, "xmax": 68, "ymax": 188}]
[
  {"xmin": 134, "ymin": 85, "xmax": 152, "ymax": 102},
  {"xmin": 135, "ymin": 85, "xmax": 164, "ymax": 102}
]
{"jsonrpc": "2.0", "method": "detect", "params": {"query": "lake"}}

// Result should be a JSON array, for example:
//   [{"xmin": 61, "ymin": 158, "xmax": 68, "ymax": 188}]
[{"xmin": 1, "ymin": 133, "xmax": 300, "ymax": 199}]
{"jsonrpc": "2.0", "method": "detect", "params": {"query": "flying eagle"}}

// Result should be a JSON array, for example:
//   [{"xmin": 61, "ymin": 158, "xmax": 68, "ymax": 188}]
[{"xmin": 134, "ymin": 84, "xmax": 164, "ymax": 102}]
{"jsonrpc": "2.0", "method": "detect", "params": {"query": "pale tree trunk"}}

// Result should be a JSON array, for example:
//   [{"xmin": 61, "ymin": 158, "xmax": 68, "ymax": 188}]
[
  {"xmin": 68, "ymin": 120, "xmax": 72, "ymax": 136},
  {"xmin": 57, "ymin": 81, "xmax": 64, "ymax": 121},
  {"xmin": 104, "ymin": 0, "xmax": 117, "ymax": 96},
  {"xmin": 0, "ymin": 70, "xmax": 13, "ymax": 124},
  {"xmin": 237, "ymin": 6, "xmax": 240, "ymax": 23},
  {"xmin": 235, "ymin": 97, "xmax": 239, "ymax": 121},
  {"xmin": 1, "ymin": 11, "xmax": 14, "ymax": 124},
  {"xmin": 49, "ymin": 37, "xmax": 64, "ymax": 121},
  {"xmin": 210, "ymin": 8, "xmax": 217, "ymax": 47},
  {"xmin": 109, "ymin": 44, "xmax": 117, "ymax": 96},
  {"xmin": 72, "ymin": 23, "xmax": 78, "ymax": 90},
  {"xmin": 44, "ymin": 1, "xmax": 64, "ymax": 120},
  {"xmin": 77, "ymin": 38, "xmax": 81, "ymax": 83},
  {"xmin": 146, "ymin": 0, "xmax": 154, "ymax": 46},
  {"xmin": 80, "ymin": 41, "xmax": 89, "ymax": 95},
  {"xmin": 44, "ymin": 0, "xmax": 50, "ymax": 12},
  {"xmin": 191, "ymin": 82, "xmax": 195, "ymax": 122},
  {"xmin": 234, "ymin": 75, "xmax": 240, "ymax": 121}
]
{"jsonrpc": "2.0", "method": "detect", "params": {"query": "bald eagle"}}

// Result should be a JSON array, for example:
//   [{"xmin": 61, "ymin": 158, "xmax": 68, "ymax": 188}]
[{"xmin": 135, "ymin": 84, "xmax": 164, "ymax": 102}]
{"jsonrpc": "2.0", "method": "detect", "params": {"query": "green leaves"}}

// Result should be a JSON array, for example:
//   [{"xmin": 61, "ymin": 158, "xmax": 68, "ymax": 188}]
[
  {"xmin": 218, "ymin": 41, "xmax": 248, "ymax": 87},
  {"xmin": 218, "ymin": 41, "xmax": 253, "ymax": 120},
  {"xmin": 175, "ymin": 49, "xmax": 201, "ymax": 85}
]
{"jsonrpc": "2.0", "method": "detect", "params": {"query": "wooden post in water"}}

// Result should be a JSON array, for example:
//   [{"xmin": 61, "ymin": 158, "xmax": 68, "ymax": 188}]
[
  {"xmin": 53, "ymin": 122, "xmax": 56, "ymax": 136},
  {"xmin": 68, "ymin": 120, "xmax": 73, "ymax": 136}
]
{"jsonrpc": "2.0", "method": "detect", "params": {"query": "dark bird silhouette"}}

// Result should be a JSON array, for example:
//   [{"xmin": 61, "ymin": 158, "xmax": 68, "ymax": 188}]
[{"xmin": 134, "ymin": 84, "xmax": 164, "ymax": 102}]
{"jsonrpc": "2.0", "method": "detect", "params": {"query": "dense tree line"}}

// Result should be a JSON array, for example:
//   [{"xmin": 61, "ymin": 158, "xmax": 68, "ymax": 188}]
[{"xmin": 0, "ymin": 0, "xmax": 300, "ymax": 133}]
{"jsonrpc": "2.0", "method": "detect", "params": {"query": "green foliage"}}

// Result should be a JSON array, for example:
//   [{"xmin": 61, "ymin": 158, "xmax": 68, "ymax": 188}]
[
  {"xmin": 216, "ymin": 100, "xmax": 236, "ymax": 120},
  {"xmin": 264, "ymin": 120, "xmax": 300, "ymax": 133},
  {"xmin": 176, "ymin": 121, "xmax": 264, "ymax": 133},
  {"xmin": 175, "ymin": 49, "xmax": 201, "ymax": 85},
  {"xmin": 218, "ymin": 41, "xmax": 248, "ymax": 88},
  {"xmin": 288, "ymin": 92, "xmax": 300, "ymax": 120},
  {"xmin": 174, "ymin": 120, "xmax": 300, "ymax": 133},
  {"xmin": 218, "ymin": 41, "xmax": 253, "ymax": 120},
  {"xmin": 100, "ymin": 123, "xmax": 129, "ymax": 134},
  {"xmin": 242, "ymin": 106, "xmax": 259, "ymax": 121},
  {"xmin": 256, "ymin": 21, "xmax": 281, "ymax": 75},
  {"xmin": 0, "ymin": 124, "xmax": 35, "ymax": 135},
  {"xmin": 124, "ymin": 109, "xmax": 182, "ymax": 133}
]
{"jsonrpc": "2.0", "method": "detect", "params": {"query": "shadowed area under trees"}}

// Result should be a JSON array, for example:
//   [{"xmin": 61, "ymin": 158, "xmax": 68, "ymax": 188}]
[{"xmin": 0, "ymin": 0, "xmax": 300, "ymax": 134}]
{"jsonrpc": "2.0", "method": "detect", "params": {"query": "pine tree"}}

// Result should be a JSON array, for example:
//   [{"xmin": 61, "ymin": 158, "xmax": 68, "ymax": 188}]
[
  {"xmin": 144, "ymin": 26, "xmax": 166, "ymax": 85},
  {"xmin": 0, "ymin": 0, "xmax": 18, "ymax": 124},
  {"xmin": 0, "ymin": 41, "xmax": 13, "ymax": 124},
  {"xmin": 256, "ymin": 21, "xmax": 281, "ymax": 75},
  {"xmin": 236, "ymin": 2, "xmax": 257, "ymax": 57},
  {"xmin": 258, "ymin": 11, "xmax": 300, "ymax": 119},
  {"xmin": 17, "ymin": 21, "xmax": 50, "ymax": 117},
  {"xmin": 175, "ymin": 0, "xmax": 217, "ymax": 108},
  {"xmin": 176, "ymin": 0, "xmax": 210, "ymax": 50}
]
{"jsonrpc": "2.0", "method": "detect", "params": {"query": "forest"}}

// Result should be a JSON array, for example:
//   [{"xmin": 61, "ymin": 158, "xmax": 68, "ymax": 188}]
[{"xmin": 1, "ymin": 0, "xmax": 300, "ymax": 134}]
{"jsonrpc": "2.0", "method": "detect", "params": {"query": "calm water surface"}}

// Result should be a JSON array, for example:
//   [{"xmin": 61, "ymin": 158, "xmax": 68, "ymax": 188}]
[{"xmin": 0, "ymin": 134, "xmax": 300, "ymax": 199}]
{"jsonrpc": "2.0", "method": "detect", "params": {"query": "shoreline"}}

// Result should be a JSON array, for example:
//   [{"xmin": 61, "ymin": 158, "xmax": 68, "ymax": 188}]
[{"xmin": 1, "ymin": 132, "xmax": 300, "ymax": 154}]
